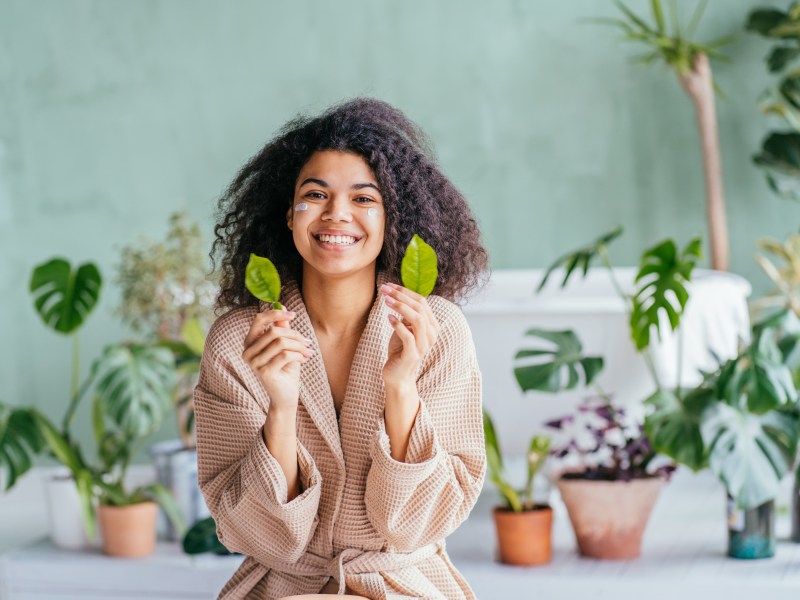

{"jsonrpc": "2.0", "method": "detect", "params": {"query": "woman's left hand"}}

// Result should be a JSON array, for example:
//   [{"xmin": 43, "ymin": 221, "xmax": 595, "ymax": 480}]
[{"xmin": 380, "ymin": 282, "xmax": 439, "ymax": 388}]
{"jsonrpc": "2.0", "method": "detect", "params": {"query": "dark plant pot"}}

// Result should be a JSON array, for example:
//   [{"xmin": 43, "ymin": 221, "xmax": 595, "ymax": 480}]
[
  {"xmin": 727, "ymin": 496, "xmax": 775, "ymax": 559},
  {"xmin": 792, "ymin": 465, "xmax": 800, "ymax": 543},
  {"xmin": 492, "ymin": 504, "xmax": 553, "ymax": 566}
]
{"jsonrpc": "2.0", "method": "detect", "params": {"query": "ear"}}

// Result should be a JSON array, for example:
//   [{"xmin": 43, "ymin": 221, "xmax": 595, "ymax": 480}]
[{"xmin": 286, "ymin": 206, "xmax": 293, "ymax": 230}]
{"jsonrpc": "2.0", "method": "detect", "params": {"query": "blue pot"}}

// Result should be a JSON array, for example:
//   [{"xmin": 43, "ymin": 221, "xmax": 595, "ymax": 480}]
[{"xmin": 726, "ymin": 496, "xmax": 775, "ymax": 559}]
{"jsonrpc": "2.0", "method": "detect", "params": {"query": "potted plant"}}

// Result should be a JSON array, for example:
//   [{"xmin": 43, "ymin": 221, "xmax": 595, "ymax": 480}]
[
  {"xmin": 525, "ymin": 227, "xmax": 701, "ymax": 558},
  {"xmin": 645, "ymin": 309, "xmax": 800, "ymax": 558},
  {"xmin": 115, "ymin": 211, "xmax": 216, "ymax": 540},
  {"xmin": 0, "ymin": 257, "xmax": 184, "ymax": 554},
  {"xmin": 91, "ymin": 343, "xmax": 185, "ymax": 557},
  {"xmin": 483, "ymin": 411, "xmax": 552, "ymax": 566}
]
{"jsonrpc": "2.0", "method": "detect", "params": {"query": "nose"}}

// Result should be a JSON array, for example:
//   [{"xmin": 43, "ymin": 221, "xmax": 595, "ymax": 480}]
[{"xmin": 322, "ymin": 194, "xmax": 352, "ymax": 222}]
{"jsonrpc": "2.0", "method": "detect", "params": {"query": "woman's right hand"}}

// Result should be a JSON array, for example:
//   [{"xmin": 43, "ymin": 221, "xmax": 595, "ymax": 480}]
[{"xmin": 242, "ymin": 309, "xmax": 315, "ymax": 412}]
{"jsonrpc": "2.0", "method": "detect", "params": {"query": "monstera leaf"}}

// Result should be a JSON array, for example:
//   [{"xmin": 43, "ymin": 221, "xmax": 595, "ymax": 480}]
[
  {"xmin": 753, "ymin": 132, "xmax": 800, "ymax": 201},
  {"xmin": 514, "ymin": 329, "xmax": 603, "ymax": 393},
  {"xmin": 701, "ymin": 403, "xmax": 799, "ymax": 509},
  {"xmin": 29, "ymin": 258, "xmax": 102, "ymax": 334},
  {"xmin": 538, "ymin": 226, "xmax": 623, "ymax": 291},
  {"xmin": 0, "ymin": 404, "xmax": 44, "ymax": 490},
  {"xmin": 93, "ymin": 344, "xmax": 176, "ymax": 437},
  {"xmin": 644, "ymin": 387, "xmax": 713, "ymax": 472},
  {"xmin": 629, "ymin": 237, "xmax": 701, "ymax": 351}
]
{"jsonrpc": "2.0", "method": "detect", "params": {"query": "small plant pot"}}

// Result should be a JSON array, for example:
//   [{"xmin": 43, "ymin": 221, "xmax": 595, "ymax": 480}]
[
  {"xmin": 98, "ymin": 502, "xmax": 158, "ymax": 558},
  {"xmin": 556, "ymin": 477, "xmax": 664, "ymax": 560},
  {"xmin": 492, "ymin": 504, "xmax": 553, "ymax": 566},
  {"xmin": 727, "ymin": 497, "xmax": 775, "ymax": 559}
]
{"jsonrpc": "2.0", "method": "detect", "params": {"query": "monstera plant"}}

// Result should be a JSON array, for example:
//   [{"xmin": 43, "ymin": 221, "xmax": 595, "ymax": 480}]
[{"xmin": 0, "ymin": 257, "xmax": 182, "ymax": 553}]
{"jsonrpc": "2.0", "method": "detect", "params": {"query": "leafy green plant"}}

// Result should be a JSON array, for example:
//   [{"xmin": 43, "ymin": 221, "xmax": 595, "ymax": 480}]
[
  {"xmin": 245, "ymin": 253, "xmax": 284, "ymax": 310},
  {"xmin": 401, "ymin": 234, "xmax": 438, "ymax": 297},
  {"xmin": 0, "ymin": 405, "xmax": 44, "ymax": 490},
  {"xmin": 599, "ymin": 0, "xmax": 734, "ymax": 270},
  {"xmin": 115, "ymin": 212, "xmax": 214, "ymax": 446},
  {"xmin": 748, "ymin": 3, "xmax": 800, "ymax": 201},
  {"xmin": 182, "ymin": 516, "xmax": 234, "ymax": 555},
  {"xmin": 483, "ymin": 411, "xmax": 550, "ymax": 512}
]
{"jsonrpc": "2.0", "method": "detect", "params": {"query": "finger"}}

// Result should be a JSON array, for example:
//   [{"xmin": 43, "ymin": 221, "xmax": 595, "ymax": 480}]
[
  {"xmin": 388, "ymin": 314, "xmax": 417, "ymax": 355},
  {"xmin": 383, "ymin": 295, "xmax": 424, "ymax": 331},
  {"xmin": 383, "ymin": 281, "xmax": 425, "ymax": 303},
  {"xmin": 381, "ymin": 283, "xmax": 425, "ymax": 313},
  {"xmin": 245, "ymin": 310, "xmax": 297, "ymax": 347},
  {"xmin": 244, "ymin": 327, "xmax": 311, "ymax": 359},
  {"xmin": 249, "ymin": 337, "xmax": 315, "ymax": 368},
  {"xmin": 256, "ymin": 350, "xmax": 308, "ymax": 374}
]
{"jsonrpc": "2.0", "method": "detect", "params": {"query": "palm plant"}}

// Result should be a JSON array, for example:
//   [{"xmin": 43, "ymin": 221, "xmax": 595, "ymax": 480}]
[{"xmin": 600, "ymin": 0, "xmax": 735, "ymax": 270}]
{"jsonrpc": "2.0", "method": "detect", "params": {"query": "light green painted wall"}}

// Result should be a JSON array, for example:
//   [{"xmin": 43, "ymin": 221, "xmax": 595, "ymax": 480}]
[{"xmin": 1, "ymin": 0, "xmax": 796, "ymax": 458}]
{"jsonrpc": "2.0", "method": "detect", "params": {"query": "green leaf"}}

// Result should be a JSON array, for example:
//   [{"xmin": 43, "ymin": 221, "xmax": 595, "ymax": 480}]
[
  {"xmin": 537, "ymin": 226, "xmax": 623, "ymax": 291},
  {"xmin": 630, "ymin": 237, "xmax": 701, "ymax": 351},
  {"xmin": 182, "ymin": 517, "xmax": 231, "ymax": 555},
  {"xmin": 244, "ymin": 253, "xmax": 283, "ymax": 308},
  {"xmin": 33, "ymin": 411, "xmax": 83, "ymax": 473},
  {"xmin": 0, "ymin": 405, "xmax": 44, "ymax": 490},
  {"xmin": 745, "ymin": 9, "xmax": 788, "ymax": 37},
  {"xmin": 524, "ymin": 434, "xmax": 550, "ymax": 502},
  {"xmin": 753, "ymin": 132, "xmax": 800, "ymax": 201},
  {"xmin": 644, "ymin": 387, "xmax": 711, "ymax": 471},
  {"xmin": 400, "ymin": 234, "xmax": 438, "ymax": 297},
  {"xmin": 514, "ymin": 329, "xmax": 604, "ymax": 393},
  {"xmin": 93, "ymin": 344, "xmax": 176, "ymax": 437},
  {"xmin": 615, "ymin": 1, "xmax": 655, "ymax": 35},
  {"xmin": 483, "ymin": 410, "xmax": 522, "ymax": 512},
  {"xmin": 701, "ymin": 404, "xmax": 799, "ymax": 509},
  {"xmin": 180, "ymin": 317, "xmax": 206, "ymax": 357},
  {"xmin": 651, "ymin": 0, "xmax": 665, "ymax": 35},
  {"xmin": 767, "ymin": 47, "xmax": 800, "ymax": 73},
  {"xmin": 29, "ymin": 258, "xmax": 102, "ymax": 334}
]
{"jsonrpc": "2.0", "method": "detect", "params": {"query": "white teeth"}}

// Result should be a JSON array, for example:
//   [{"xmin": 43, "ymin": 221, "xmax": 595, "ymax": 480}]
[{"xmin": 318, "ymin": 234, "xmax": 357, "ymax": 245}]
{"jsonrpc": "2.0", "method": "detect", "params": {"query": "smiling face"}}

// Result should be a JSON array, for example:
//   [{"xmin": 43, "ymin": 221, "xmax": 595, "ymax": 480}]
[{"xmin": 287, "ymin": 150, "xmax": 386, "ymax": 281}]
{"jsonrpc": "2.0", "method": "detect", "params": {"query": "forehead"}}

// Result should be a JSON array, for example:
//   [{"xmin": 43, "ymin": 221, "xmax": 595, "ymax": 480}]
[{"xmin": 296, "ymin": 150, "xmax": 377, "ymax": 186}]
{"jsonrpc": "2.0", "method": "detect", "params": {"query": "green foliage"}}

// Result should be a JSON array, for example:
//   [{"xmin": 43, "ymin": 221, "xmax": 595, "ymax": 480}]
[
  {"xmin": 514, "ymin": 329, "xmax": 604, "ymax": 393},
  {"xmin": 753, "ymin": 132, "xmax": 800, "ymax": 201},
  {"xmin": 600, "ymin": 0, "xmax": 733, "ymax": 75},
  {"xmin": 245, "ymin": 253, "xmax": 283, "ymax": 309},
  {"xmin": 751, "ymin": 233, "xmax": 800, "ymax": 320},
  {"xmin": 115, "ymin": 211, "xmax": 214, "ymax": 341},
  {"xmin": 183, "ymin": 517, "xmax": 232, "ymax": 555},
  {"xmin": 0, "ymin": 405, "xmax": 44, "ymax": 490},
  {"xmin": 400, "ymin": 234, "xmax": 438, "ymax": 297},
  {"xmin": 93, "ymin": 344, "xmax": 176, "ymax": 438},
  {"xmin": 29, "ymin": 258, "xmax": 101, "ymax": 335},
  {"xmin": 483, "ymin": 410, "xmax": 550, "ymax": 512},
  {"xmin": 630, "ymin": 237, "xmax": 702, "ymax": 351},
  {"xmin": 538, "ymin": 226, "xmax": 622, "ymax": 291}
]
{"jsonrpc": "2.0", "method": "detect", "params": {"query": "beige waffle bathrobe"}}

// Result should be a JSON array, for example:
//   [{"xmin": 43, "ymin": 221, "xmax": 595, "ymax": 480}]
[{"xmin": 195, "ymin": 273, "xmax": 485, "ymax": 599}]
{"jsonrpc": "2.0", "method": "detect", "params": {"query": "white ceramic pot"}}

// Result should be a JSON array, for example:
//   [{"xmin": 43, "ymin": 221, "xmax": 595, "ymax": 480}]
[{"xmin": 42, "ymin": 469, "xmax": 94, "ymax": 550}]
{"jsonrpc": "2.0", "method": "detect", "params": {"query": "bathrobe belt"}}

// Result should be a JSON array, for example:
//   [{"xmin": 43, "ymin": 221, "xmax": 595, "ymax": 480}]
[{"xmin": 264, "ymin": 541, "xmax": 444, "ymax": 595}]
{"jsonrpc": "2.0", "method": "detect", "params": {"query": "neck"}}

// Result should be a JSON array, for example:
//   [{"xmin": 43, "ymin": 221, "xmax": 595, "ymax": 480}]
[{"xmin": 301, "ymin": 266, "xmax": 377, "ymax": 338}]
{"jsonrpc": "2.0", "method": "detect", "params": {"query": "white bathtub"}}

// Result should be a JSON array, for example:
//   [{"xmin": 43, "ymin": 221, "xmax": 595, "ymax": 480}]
[{"xmin": 461, "ymin": 267, "xmax": 752, "ymax": 456}]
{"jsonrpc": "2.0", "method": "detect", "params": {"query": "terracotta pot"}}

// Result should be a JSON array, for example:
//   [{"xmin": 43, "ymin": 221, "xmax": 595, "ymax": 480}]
[
  {"xmin": 492, "ymin": 504, "xmax": 553, "ymax": 565},
  {"xmin": 556, "ymin": 477, "xmax": 664, "ymax": 559},
  {"xmin": 98, "ymin": 502, "xmax": 158, "ymax": 557}
]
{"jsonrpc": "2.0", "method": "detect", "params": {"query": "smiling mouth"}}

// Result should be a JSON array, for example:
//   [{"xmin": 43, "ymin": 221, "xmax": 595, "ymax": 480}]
[{"xmin": 313, "ymin": 233, "xmax": 363, "ymax": 246}]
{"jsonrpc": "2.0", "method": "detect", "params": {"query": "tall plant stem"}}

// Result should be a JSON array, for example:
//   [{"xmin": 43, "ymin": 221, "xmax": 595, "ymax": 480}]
[
  {"xmin": 678, "ymin": 52, "xmax": 729, "ymax": 271},
  {"xmin": 71, "ymin": 334, "xmax": 80, "ymax": 403}
]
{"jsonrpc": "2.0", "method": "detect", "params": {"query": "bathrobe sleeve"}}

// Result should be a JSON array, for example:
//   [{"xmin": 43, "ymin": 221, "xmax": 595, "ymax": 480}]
[
  {"xmin": 194, "ymin": 310, "xmax": 323, "ymax": 564},
  {"xmin": 365, "ymin": 302, "xmax": 486, "ymax": 552}
]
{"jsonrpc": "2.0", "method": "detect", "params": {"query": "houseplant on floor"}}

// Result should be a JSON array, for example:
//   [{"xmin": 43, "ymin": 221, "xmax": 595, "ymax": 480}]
[
  {"xmin": 483, "ymin": 410, "xmax": 552, "ymax": 565},
  {"xmin": 514, "ymin": 327, "xmax": 674, "ymax": 559},
  {"xmin": 527, "ymin": 227, "xmax": 700, "ymax": 558},
  {"xmin": 115, "ymin": 211, "xmax": 215, "ymax": 540}
]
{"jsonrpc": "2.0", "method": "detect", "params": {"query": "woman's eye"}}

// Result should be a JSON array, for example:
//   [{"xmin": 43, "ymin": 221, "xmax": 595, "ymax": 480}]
[
  {"xmin": 354, "ymin": 196, "xmax": 375, "ymax": 204},
  {"xmin": 305, "ymin": 192, "xmax": 325, "ymax": 200}
]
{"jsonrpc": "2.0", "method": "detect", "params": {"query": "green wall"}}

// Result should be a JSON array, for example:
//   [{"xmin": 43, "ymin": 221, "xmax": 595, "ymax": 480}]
[{"xmin": 1, "ymin": 0, "xmax": 796, "ymax": 456}]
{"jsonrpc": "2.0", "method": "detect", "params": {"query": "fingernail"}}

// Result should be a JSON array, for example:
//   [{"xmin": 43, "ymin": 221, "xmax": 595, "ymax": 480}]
[{"xmin": 385, "ymin": 296, "xmax": 396, "ymax": 305}]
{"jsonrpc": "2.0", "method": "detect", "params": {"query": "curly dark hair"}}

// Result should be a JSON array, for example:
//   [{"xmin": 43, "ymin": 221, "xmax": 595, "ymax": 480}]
[{"xmin": 212, "ymin": 98, "xmax": 489, "ymax": 312}]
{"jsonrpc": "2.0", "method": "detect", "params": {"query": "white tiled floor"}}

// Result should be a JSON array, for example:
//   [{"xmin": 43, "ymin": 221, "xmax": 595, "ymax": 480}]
[{"xmin": 1, "ymin": 468, "xmax": 798, "ymax": 599}]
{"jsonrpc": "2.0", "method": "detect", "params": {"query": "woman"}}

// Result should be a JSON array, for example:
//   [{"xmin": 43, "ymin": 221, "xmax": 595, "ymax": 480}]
[{"xmin": 195, "ymin": 98, "xmax": 489, "ymax": 599}]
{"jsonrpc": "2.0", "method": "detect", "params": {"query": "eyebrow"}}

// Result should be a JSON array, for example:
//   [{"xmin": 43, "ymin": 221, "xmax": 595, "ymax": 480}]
[{"xmin": 299, "ymin": 178, "xmax": 381, "ymax": 193}]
